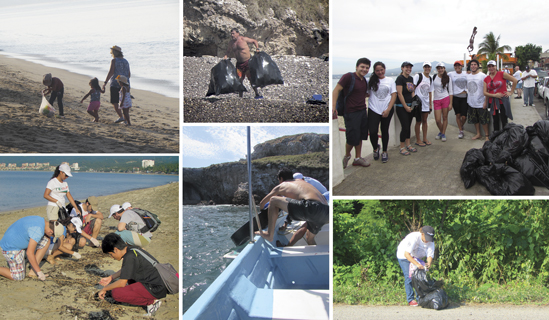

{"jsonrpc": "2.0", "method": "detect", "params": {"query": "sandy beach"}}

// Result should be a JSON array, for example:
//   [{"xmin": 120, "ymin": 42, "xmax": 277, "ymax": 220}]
[
  {"xmin": 0, "ymin": 182, "xmax": 179, "ymax": 319},
  {"xmin": 0, "ymin": 54, "xmax": 179, "ymax": 153}
]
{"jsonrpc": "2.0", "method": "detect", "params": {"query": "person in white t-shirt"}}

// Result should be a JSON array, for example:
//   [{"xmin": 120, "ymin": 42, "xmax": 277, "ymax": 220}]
[
  {"xmin": 413, "ymin": 62, "xmax": 434, "ymax": 147},
  {"xmin": 432, "ymin": 62, "xmax": 453, "ymax": 142},
  {"xmin": 513, "ymin": 66, "xmax": 523, "ymax": 99},
  {"xmin": 367, "ymin": 61, "xmax": 397, "ymax": 163},
  {"xmin": 466, "ymin": 60, "xmax": 489, "ymax": 141},
  {"xmin": 521, "ymin": 65, "xmax": 538, "ymax": 107},
  {"xmin": 396, "ymin": 226, "xmax": 436, "ymax": 307},
  {"xmin": 43, "ymin": 164, "xmax": 81, "ymax": 222},
  {"xmin": 448, "ymin": 61, "xmax": 469, "ymax": 139}
]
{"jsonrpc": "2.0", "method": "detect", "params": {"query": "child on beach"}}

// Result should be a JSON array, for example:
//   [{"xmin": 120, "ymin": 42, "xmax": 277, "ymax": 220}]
[
  {"xmin": 42, "ymin": 73, "xmax": 65, "ymax": 118},
  {"xmin": 116, "ymin": 75, "xmax": 132, "ymax": 126},
  {"xmin": 80, "ymin": 78, "xmax": 105, "ymax": 122},
  {"xmin": 46, "ymin": 217, "xmax": 83, "ymax": 265}
]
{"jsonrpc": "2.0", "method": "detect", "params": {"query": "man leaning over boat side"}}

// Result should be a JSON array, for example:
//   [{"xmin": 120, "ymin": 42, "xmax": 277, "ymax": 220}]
[
  {"xmin": 256, "ymin": 168, "xmax": 329, "ymax": 245},
  {"xmin": 108, "ymin": 204, "xmax": 151, "ymax": 247}
]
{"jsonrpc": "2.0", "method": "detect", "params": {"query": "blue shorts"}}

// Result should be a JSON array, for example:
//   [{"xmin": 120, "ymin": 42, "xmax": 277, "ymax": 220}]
[{"xmin": 516, "ymin": 82, "xmax": 523, "ymax": 89}]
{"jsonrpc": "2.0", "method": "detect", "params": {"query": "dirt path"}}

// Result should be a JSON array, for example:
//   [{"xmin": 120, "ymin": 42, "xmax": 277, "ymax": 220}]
[{"xmin": 334, "ymin": 304, "xmax": 549, "ymax": 320}]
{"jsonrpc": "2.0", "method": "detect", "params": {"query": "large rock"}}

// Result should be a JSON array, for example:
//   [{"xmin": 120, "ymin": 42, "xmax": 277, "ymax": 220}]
[
  {"xmin": 184, "ymin": 0, "xmax": 329, "ymax": 57},
  {"xmin": 252, "ymin": 133, "xmax": 328, "ymax": 160}
]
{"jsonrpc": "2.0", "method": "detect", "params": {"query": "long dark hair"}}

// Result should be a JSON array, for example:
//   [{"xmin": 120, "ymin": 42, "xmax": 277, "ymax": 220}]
[
  {"xmin": 368, "ymin": 62, "xmax": 385, "ymax": 92},
  {"xmin": 51, "ymin": 165, "xmax": 61, "ymax": 179},
  {"xmin": 90, "ymin": 78, "xmax": 101, "ymax": 91},
  {"xmin": 438, "ymin": 70, "xmax": 450, "ymax": 90}
]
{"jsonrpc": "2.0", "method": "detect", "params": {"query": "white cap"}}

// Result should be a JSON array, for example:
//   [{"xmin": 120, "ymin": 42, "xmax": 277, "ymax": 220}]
[
  {"xmin": 59, "ymin": 163, "xmax": 72, "ymax": 177},
  {"xmin": 293, "ymin": 173, "xmax": 304, "ymax": 180},
  {"xmin": 436, "ymin": 62, "xmax": 445, "ymax": 68},
  {"xmin": 423, "ymin": 61, "xmax": 431, "ymax": 67},
  {"xmin": 109, "ymin": 204, "xmax": 122, "ymax": 218},
  {"xmin": 52, "ymin": 222, "xmax": 65, "ymax": 243},
  {"xmin": 71, "ymin": 217, "xmax": 82, "ymax": 233},
  {"xmin": 487, "ymin": 60, "xmax": 497, "ymax": 66},
  {"xmin": 122, "ymin": 202, "xmax": 132, "ymax": 210}
]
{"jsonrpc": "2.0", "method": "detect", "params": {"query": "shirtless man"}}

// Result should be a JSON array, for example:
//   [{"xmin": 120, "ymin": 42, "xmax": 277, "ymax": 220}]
[
  {"xmin": 223, "ymin": 28, "xmax": 262, "ymax": 98},
  {"xmin": 257, "ymin": 168, "xmax": 329, "ymax": 245}
]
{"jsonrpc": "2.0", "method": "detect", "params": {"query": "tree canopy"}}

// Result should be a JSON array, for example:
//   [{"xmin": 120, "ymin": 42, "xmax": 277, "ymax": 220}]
[
  {"xmin": 477, "ymin": 32, "xmax": 512, "ymax": 61},
  {"xmin": 515, "ymin": 43, "xmax": 543, "ymax": 69}
]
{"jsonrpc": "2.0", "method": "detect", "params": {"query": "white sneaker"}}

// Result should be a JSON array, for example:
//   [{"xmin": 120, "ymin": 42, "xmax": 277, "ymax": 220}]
[
  {"xmin": 458, "ymin": 131, "xmax": 464, "ymax": 139},
  {"xmin": 532, "ymin": 104, "xmax": 536, "ymax": 107},
  {"xmin": 145, "ymin": 300, "xmax": 161, "ymax": 316},
  {"xmin": 114, "ymin": 117, "xmax": 125, "ymax": 123}
]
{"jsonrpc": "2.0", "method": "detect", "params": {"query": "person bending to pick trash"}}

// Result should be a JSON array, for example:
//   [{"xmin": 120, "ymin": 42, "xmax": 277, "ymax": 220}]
[
  {"xmin": 256, "ymin": 168, "xmax": 328, "ymax": 245},
  {"xmin": 223, "ymin": 28, "xmax": 262, "ymax": 98},
  {"xmin": 42, "ymin": 73, "xmax": 65, "ymax": 118},
  {"xmin": 47, "ymin": 217, "xmax": 84, "ymax": 264},
  {"xmin": 97, "ymin": 233, "xmax": 165, "ymax": 316},
  {"xmin": 0, "ymin": 216, "xmax": 64, "ymax": 281},
  {"xmin": 396, "ymin": 226, "xmax": 436, "ymax": 307},
  {"xmin": 109, "ymin": 204, "xmax": 151, "ymax": 247}
]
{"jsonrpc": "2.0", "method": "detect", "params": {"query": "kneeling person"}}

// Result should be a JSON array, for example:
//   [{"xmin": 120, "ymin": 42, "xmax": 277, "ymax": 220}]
[
  {"xmin": 98, "ymin": 233, "xmax": 165, "ymax": 316},
  {"xmin": 69, "ymin": 196, "xmax": 103, "ymax": 247},
  {"xmin": 109, "ymin": 204, "xmax": 151, "ymax": 247}
]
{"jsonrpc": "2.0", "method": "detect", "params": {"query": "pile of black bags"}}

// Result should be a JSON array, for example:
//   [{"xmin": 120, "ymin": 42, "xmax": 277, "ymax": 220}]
[
  {"xmin": 206, "ymin": 60, "xmax": 247, "ymax": 97},
  {"xmin": 411, "ymin": 269, "xmax": 449, "ymax": 310},
  {"xmin": 460, "ymin": 121, "xmax": 549, "ymax": 195}
]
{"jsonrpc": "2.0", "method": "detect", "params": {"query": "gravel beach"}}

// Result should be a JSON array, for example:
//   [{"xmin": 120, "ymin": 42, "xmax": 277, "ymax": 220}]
[{"xmin": 183, "ymin": 55, "xmax": 329, "ymax": 123}]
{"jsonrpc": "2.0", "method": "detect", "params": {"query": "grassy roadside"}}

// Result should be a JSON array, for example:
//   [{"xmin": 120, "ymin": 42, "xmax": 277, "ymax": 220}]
[{"xmin": 334, "ymin": 277, "xmax": 549, "ymax": 306}]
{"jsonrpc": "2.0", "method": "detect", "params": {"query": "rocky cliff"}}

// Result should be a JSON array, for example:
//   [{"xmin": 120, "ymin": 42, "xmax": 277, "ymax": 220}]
[
  {"xmin": 183, "ymin": 133, "xmax": 329, "ymax": 205},
  {"xmin": 184, "ymin": 0, "xmax": 329, "ymax": 57}
]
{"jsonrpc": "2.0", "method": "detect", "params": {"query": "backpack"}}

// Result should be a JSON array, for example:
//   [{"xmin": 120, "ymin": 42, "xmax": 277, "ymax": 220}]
[
  {"xmin": 131, "ymin": 208, "xmax": 161, "ymax": 233},
  {"xmin": 131, "ymin": 248, "xmax": 179, "ymax": 294},
  {"xmin": 336, "ymin": 72, "xmax": 356, "ymax": 116},
  {"xmin": 417, "ymin": 73, "xmax": 432, "ymax": 86}
]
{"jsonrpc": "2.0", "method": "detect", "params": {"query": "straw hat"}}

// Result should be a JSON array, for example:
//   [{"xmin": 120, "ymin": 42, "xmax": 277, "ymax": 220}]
[
  {"xmin": 110, "ymin": 45, "xmax": 122, "ymax": 53},
  {"xmin": 116, "ymin": 75, "xmax": 129, "ymax": 85},
  {"xmin": 43, "ymin": 73, "xmax": 52, "ymax": 86}
]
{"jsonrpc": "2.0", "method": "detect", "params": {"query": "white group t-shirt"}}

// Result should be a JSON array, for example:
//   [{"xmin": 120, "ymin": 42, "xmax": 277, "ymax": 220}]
[
  {"xmin": 413, "ymin": 73, "xmax": 433, "ymax": 112},
  {"xmin": 432, "ymin": 74, "xmax": 453, "ymax": 101},
  {"xmin": 466, "ymin": 72, "xmax": 487, "ymax": 108},
  {"xmin": 522, "ymin": 70, "xmax": 538, "ymax": 88},
  {"xmin": 367, "ymin": 77, "xmax": 397, "ymax": 115},
  {"xmin": 513, "ymin": 70, "xmax": 522, "ymax": 83},
  {"xmin": 46, "ymin": 177, "xmax": 69, "ymax": 207},
  {"xmin": 448, "ymin": 71, "xmax": 468, "ymax": 98},
  {"xmin": 396, "ymin": 232, "xmax": 435, "ymax": 260}
]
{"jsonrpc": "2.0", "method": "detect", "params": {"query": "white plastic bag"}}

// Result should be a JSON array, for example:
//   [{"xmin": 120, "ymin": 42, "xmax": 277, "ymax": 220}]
[{"xmin": 39, "ymin": 94, "xmax": 56, "ymax": 117}]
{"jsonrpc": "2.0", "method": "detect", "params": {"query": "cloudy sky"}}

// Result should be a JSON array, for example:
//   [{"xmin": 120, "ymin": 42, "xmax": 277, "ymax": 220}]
[
  {"xmin": 332, "ymin": 0, "xmax": 549, "ymax": 75},
  {"xmin": 183, "ymin": 126, "xmax": 329, "ymax": 168}
]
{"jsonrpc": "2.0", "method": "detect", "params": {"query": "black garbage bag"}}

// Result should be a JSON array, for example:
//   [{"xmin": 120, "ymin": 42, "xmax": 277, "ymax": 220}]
[
  {"xmin": 460, "ymin": 148, "xmax": 485, "ymax": 189},
  {"xmin": 418, "ymin": 288, "xmax": 450, "ymax": 310},
  {"xmin": 475, "ymin": 164, "xmax": 535, "ymax": 195},
  {"xmin": 482, "ymin": 141, "xmax": 512, "ymax": 165},
  {"xmin": 528, "ymin": 134, "xmax": 549, "ymax": 162},
  {"xmin": 411, "ymin": 269, "xmax": 449, "ymax": 310},
  {"xmin": 490, "ymin": 123, "xmax": 529, "ymax": 158},
  {"xmin": 533, "ymin": 120, "xmax": 549, "ymax": 147},
  {"xmin": 206, "ymin": 60, "xmax": 247, "ymax": 96},
  {"xmin": 511, "ymin": 152, "xmax": 549, "ymax": 188},
  {"xmin": 248, "ymin": 52, "xmax": 284, "ymax": 88}
]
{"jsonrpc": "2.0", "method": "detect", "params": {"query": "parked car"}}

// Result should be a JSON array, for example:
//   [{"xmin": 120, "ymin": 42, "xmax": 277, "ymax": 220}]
[
  {"xmin": 537, "ymin": 76, "xmax": 549, "ymax": 100},
  {"xmin": 543, "ymin": 78, "xmax": 549, "ymax": 119}
]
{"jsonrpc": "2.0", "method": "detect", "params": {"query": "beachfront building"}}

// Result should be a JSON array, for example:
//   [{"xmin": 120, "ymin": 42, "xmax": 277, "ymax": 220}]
[
  {"xmin": 142, "ymin": 160, "xmax": 155, "ymax": 168},
  {"xmin": 71, "ymin": 163, "xmax": 79, "ymax": 171}
]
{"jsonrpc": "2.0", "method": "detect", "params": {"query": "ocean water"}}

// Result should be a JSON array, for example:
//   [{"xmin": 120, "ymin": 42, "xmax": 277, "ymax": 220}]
[
  {"xmin": 183, "ymin": 205, "xmax": 251, "ymax": 313},
  {"xmin": 0, "ymin": 171, "xmax": 178, "ymax": 212},
  {"xmin": 0, "ymin": 0, "xmax": 179, "ymax": 98}
]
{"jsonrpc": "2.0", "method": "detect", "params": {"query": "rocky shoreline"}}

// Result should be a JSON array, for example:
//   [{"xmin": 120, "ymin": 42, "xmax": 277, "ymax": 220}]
[{"xmin": 183, "ymin": 55, "xmax": 329, "ymax": 123}]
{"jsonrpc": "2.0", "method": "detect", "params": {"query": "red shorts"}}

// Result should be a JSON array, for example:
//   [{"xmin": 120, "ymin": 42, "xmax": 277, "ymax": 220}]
[
  {"xmin": 83, "ymin": 219, "xmax": 96, "ymax": 235},
  {"xmin": 87, "ymin": 101, "xmax": 101, "ymax": 111},
  {"xmin": 236, "ymin": 60, "xmax": 250, "ymax": 79},
  {"xmin": 111, "ymin": 282, "xmax": 156, "ymax": 306}
]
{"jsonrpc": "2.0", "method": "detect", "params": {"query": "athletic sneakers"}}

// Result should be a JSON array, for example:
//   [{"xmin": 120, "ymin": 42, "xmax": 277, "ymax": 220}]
[
  {"xmin": 115, "ymin": 117, "xmax": 125, "ymax": 123},
  {"xmin": 343, "ymin": 155, "xmax": 351, "ymax": 169},
  {"xmin": 532, "ymin": 104, "xmax": 536, "ymax": 107},
  {"xmin": 409, "ymin": 300, "xmax": 418, "ymax": 307},
  {"xmin": 352, "ymin": 157, "xmax": 371, "ymax": 167},
  {"xmin": 441, "ymin": 134, "xmax": 447, "ymax": 142},
  {"xmin": 381, "ymin": 152, "xmax": 388, "ymax": 163},
  {"xmin": 435, "ymin": 132, "xmax": 442, "ymax": 140},
  {"xmin": 458, "ymin": 131, "xmax": 464, "ymax": 139},
  {"xmin": 373, "ymin": 144, "xmax": 380, "ymax": 161},
  {"xmin": 146, "ymin": 300, "xmax": 162, "ymax": 316}
]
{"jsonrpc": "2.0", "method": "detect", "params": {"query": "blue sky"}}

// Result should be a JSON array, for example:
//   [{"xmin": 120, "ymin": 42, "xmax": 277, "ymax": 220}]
[
  {"xmin": 332, "ymin": 0, "xmax": 549, "ymax": 75},
  {"xmin": 183, "ymin": 126, "xmax": 329, "ymax": 168}
]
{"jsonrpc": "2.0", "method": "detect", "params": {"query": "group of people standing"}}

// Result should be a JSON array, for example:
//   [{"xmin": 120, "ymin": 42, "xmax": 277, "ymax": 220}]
[
  {"xmin": 42, "ymin": 45, "xmax": 133, "ymax": 125},
  {"xmin": 334, "ymin": 57, "xmax": 526, "ymax": 168},
  {"xmin": 0, "ymin": 164, "xmax": 167, "ymax": 316}
]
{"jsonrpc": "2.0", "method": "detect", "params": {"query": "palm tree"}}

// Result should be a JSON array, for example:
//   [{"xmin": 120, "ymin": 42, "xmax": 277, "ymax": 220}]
[{"xmin": 477, "ymin": 32, "xmax": 512, "ymax": 61}]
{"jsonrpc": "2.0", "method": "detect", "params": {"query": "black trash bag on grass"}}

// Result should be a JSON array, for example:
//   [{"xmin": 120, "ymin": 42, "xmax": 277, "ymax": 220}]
[
  {"xmin": 475, "ymin": 164, "xmax": 535, "ymax": 195},
  {"xmin": 460, "ymin": 148, "xmax": 485, "ymax": 189},
  {"xmin": 206, "ymin": 60, "xmax": 247, "ymax": 96},
  {"xmin": 248, "ymin": 52, "xmax": 284, "ymax": 88},
  {"xmin": 411, "ymin": 269, "xmax": 449, "ymax": 310}
]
